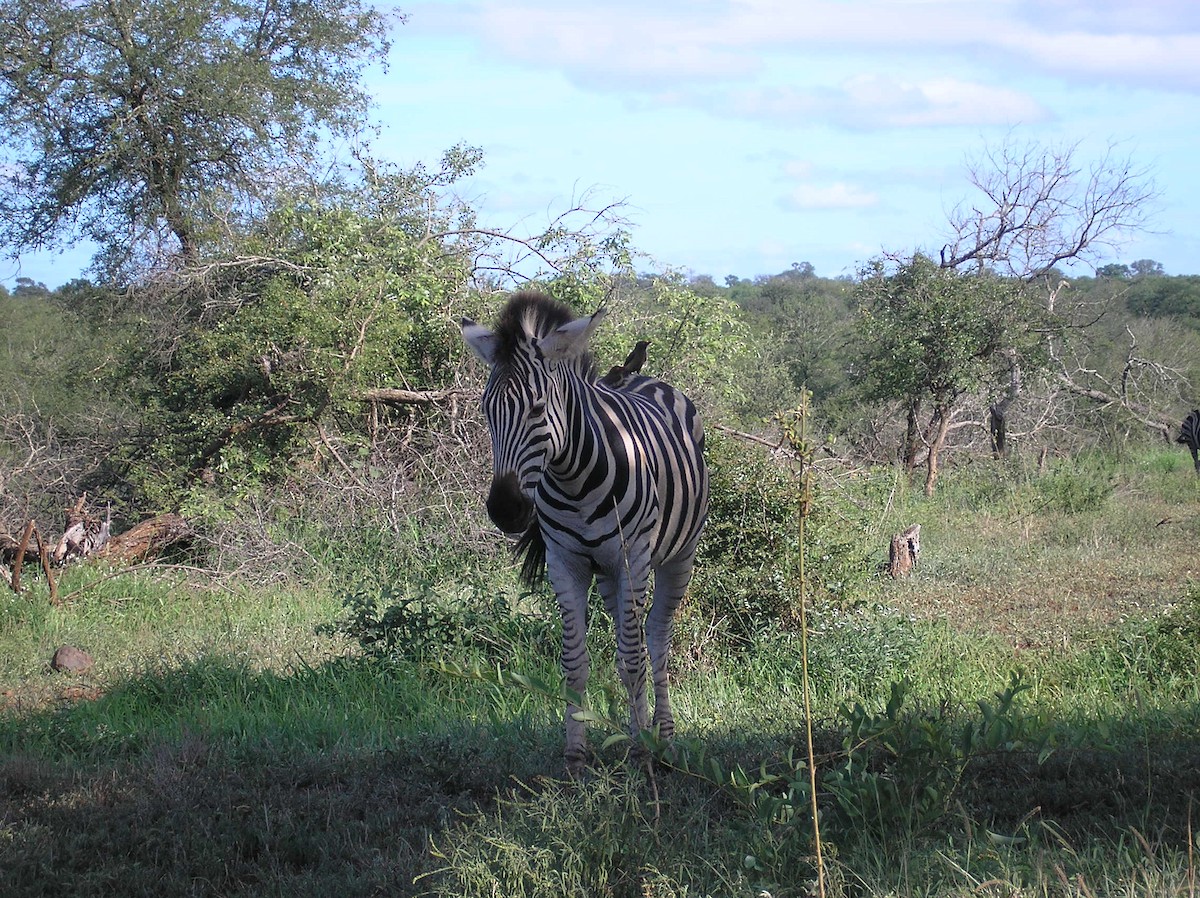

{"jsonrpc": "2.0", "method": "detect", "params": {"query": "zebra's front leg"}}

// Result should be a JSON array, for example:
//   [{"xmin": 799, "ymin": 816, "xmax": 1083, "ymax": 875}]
[
  {"xmin": 646, "ymin": 557, "xmax": 695, "ymax": 744},
  {"xmin": 547, "ymin": 554, "xmax": 594, "ymax": 777}
]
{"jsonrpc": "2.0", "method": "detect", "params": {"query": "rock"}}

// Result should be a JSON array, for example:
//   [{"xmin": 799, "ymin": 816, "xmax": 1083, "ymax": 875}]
[{"xmin": 51, "ymin": 645, "xmax": 94, "ymax": 673}]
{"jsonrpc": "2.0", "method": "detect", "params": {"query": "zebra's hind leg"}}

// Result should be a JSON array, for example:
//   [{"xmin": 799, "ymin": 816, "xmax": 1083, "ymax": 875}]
[
  {"xmin": 598, "ymin": 558, "xmax": 653, "ymax": 760},
  {"xmin": 646, "ymin": 556, "xmax": 696, "ymax": 746}
]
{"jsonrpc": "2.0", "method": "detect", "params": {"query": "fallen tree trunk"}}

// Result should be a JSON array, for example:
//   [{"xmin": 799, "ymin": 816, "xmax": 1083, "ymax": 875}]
[
  {"xmin": 357, "ymin": 387, "xmax": 471, "ymax": 407},
  {"xmin": 94, "ymin": 513, "xmax": 192, "ymax": 563}
]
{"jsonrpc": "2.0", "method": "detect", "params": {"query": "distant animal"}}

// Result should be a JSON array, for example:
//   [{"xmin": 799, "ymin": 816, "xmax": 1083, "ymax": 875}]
[
  {"xmin": 1177, "ymin": 409, "xmax": 1200, "ymax": 474},
  {"xmin": 600, "ymin": 339, "xmax": 651, "ymax": 388},
  {"xmin": 460, "ymin": 293, "xmax": 709, "ymax": 776}
]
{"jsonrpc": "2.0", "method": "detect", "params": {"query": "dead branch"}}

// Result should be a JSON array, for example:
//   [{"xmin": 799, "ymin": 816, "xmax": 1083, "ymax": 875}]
[
  {"xmin": 1051, "ymin": 325, "xmax": 1178, "ymax": 437},
  {"xmin": 33, "ymin": 526, "xmax": 57, "ymax": 604},
  {"xmin": 195, "ymin": 400, "xmax": 308, "ymax": 470},
  {"xmin": 712, "ymin": 423, "xmax": 791, "ymax": 454},
  {"xmin": 11, "ymin": 520, "xmax": 34, "ymax": 593},
  {"xmin": 358, "ymin": 387, "xmax": 473, "ymax": 407}
]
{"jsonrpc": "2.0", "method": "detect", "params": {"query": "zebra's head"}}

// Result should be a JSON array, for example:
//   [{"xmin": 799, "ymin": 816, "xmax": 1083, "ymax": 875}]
[{"xmin": 461, "ymin": 292, "xmax": 605, "ymax": 535}]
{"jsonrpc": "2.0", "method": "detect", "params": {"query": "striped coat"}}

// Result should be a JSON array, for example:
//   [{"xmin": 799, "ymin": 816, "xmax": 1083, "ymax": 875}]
[
  {"xmin": 1178, "ymin": 409, "xmax": 1200, "ymax": 475},
  {"xmin": 462, "ymin": 292, "xmax": 709, "ymax": 774}
]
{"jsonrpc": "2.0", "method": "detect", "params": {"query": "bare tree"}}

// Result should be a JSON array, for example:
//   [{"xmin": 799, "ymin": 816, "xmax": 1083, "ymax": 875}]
[
  {"xmin": 932, "ymin": 136, "xmax": 1165, "ymax": 454},
  {"xmin": 939, "ymin": 136, "xmax": 1159, "ymax": 280}
]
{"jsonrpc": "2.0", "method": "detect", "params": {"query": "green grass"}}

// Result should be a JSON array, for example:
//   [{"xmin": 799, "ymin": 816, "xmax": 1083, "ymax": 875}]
[{"xmin": 3, "ymin": 450, "xmax": 1200, "ymax": 896}]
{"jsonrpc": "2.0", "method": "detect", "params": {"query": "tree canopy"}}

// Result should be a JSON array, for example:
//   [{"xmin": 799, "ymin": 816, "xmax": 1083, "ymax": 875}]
[
  {"xmin": 855, "ymin": 254, "xmax": 1042, "ymax": 493},
  {"xmin": 0, "ymin": 0, "xmax": 394, "ymax": 279}
]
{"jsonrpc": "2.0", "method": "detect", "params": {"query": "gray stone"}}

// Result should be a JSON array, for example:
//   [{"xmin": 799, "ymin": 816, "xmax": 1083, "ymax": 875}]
[{"xmin": 51, "ymin": 645, "xmax": 94, "ymax": 673}]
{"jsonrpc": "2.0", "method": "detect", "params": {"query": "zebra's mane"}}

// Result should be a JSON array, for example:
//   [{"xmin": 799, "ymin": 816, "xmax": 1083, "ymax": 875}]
[{"xmin": 491, "ymin": 291, "xmax": 596, "ymax": 374}]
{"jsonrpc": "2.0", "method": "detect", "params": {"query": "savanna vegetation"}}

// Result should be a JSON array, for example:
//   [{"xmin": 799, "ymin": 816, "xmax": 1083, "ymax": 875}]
[{"xmin": 3, "ymin": 2, "xmax": 1200, "ymax": 896}]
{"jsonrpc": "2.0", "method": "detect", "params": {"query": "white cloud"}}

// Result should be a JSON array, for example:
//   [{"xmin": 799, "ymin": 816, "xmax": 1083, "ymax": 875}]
[
  {"xmin": 410, "ymin": 0, "xmax": 1200, "ymax": 98},
  {"xmin": 781, "ymin": 159, "xmax": 815, "ymax": 179},
  {"xmin": 702, "ymin": 75, "xmax": 1048, "ymax": 129},
  {"xmin": 1012, "ymin": 0, "xmax": 1200, "ymax": 35},
  {"xmin": 782, "ymin": 181, "xmax": 879, "ymax": 210},
  {"xmin": 460, "ymin": 4, "xmax": 759, "ymax": 89},
  {"xmin": 1014, "ymin": 32, "xmax": 1200, "ymax": 91}
]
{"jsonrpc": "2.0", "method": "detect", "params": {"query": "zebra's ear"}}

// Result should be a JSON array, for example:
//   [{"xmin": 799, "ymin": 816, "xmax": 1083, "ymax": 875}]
[
  {"xmin": 461, "ymin": 317, "xmax": 498, "ymax": 366},
  {"xmin": 538, "ymin": 308, "xmax": 606, "ymax": 361}
]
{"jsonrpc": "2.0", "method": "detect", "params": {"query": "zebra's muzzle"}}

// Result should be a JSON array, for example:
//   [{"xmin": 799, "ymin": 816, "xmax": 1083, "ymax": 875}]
[{"xmin": 486, "ymin": 472, "xmax": 534, "ymax": 535}]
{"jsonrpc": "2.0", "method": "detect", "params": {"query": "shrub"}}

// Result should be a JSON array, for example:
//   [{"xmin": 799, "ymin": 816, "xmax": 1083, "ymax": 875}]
[
  {"xmin": 689, "ymin": 432, "xmax": 873, "ymax": 645},
  {"xmin": 328, "ymin": 579, "xmax": 558, "ymax": 667},
  {"xmin": 1075, "ymin": 583, "xmax": 1200, "ymax": 693},
  {"xmin": 1036, "ymin": 454, "xmax": 1116, "ymax": 514}
]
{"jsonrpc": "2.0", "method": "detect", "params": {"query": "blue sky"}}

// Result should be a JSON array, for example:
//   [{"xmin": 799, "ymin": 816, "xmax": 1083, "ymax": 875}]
[{"xmin": 7, "ymin": 0, "xmax": 1200, "ymax": 288}]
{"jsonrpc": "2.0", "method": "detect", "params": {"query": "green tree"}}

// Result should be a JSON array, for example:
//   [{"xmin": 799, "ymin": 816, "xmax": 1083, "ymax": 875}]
[
  {"xmin": 855, "ymin": 255, "xmax": 1036, "ymax": 495},
  {"xmin": 1126, "ymin": 275, "xmax": 1200, "ymax": 325},
  {"xmin": 0, "ymin": 0, "xmax": 394, "ymax": 278},
  {"xmin": 1130, "ymin": 259, "xmax": 1166, "ymax": 278}
]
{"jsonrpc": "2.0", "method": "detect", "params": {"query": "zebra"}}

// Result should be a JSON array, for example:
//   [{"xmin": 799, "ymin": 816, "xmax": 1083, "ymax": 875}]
[
  {"xmin": 460, "ymin": 292, "xmax": 709, "ymax": 775},
  {"xmin": 1178, "ymin": 409, "xmax": 1200, "ymax": 474}
]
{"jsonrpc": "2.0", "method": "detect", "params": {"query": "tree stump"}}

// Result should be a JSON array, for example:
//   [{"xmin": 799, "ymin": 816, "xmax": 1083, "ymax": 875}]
[{"xmin": 887, "ymin": 524, "xmax": 921, "ymax": 578}]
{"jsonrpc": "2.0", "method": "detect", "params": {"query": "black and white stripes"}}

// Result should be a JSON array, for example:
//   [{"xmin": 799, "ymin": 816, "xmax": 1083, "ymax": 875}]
[
  {"xmin": 462, "ymin": 292, "xmax": 709, "ymax": 775},
  {"xmin": 1178, "ymin": 409, "xmax": 1200, "ymax": 475}
]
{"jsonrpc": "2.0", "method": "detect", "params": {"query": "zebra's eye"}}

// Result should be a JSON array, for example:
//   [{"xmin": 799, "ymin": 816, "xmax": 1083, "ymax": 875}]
[{"xmin": 529, "ymin": 401, "xmax": 546, "ymax": 419}]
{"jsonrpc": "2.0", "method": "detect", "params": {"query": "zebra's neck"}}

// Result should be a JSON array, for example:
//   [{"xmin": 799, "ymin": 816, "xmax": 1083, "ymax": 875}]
[{"xmin": 543, "ymin": 368, "xmax": 619, "ymax": 486}]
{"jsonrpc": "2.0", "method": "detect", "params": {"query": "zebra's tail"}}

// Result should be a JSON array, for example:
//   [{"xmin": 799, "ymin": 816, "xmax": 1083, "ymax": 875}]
[{"xmin": 515, "ymin": 521, "xmax": 547, "ymax": 586}]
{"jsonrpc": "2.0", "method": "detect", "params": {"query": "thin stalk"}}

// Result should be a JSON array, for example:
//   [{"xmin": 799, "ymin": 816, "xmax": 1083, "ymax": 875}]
[{"xmin": 791, "ymin": 392, "xmax": 826, "ymax": 898}]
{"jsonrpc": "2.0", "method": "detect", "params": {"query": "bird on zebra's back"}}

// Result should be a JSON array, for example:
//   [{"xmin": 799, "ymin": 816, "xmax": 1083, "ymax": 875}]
[
  {"xmin": 1177, "ymin": 409, "xmax": 1200, "ymax": 474},
  {"xmin": 461, "ymin": 292, "xmax": 709, "ymax": 777},
  {"xmin": 601, "ymin": 339, "xmax": 651, "ymax": 388}
]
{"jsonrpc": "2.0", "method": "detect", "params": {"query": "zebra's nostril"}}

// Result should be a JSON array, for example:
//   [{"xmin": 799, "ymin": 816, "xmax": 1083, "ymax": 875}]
[{"xmin": 486, "ymin": 473, "xmax": 533, "ymax": 534}]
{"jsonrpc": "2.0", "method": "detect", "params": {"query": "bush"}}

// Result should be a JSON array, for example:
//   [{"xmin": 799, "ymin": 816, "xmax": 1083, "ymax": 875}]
[
  {"xmin": 688, "ymin": 432, "xmax": 873, "ymax": 646},
  {"xmin": 328, "ymin": 579, "xmax": 558, "ymax": 667},
  {"xmin": 1036, "ymin": 454, "xmax": 1116, "ymax": 514},
  {"xmin": 1074, "ymin": 584, "xmax": 1200, "ymax": 693}
]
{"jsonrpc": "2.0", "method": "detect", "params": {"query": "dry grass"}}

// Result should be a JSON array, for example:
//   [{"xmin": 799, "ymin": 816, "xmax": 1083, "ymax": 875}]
[{"xmin": 880, "ymin": 462, "xmax": 1200, "ymax": 649}]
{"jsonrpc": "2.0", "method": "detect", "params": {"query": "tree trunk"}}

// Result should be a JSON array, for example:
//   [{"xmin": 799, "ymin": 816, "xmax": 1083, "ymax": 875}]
[
  {"xmin": 903, "ymin": 398, "xmax": 922, "ymax": 474},
  {"xmin": 95, "ymin": 513, "xmax": 192, "ymax": 563},
  {"xmin": 924, "ymin": 404, "xmax": 953, "ymax": 496},
  {"xmin": 887, "ymin": 524, "xmax": 922, "ymax": 578},
  {"xmin": 988, "ymin": 405, "xmax": 1007, "ymax": 458},
  {"xmin": 989, "ymin": 350, "xmax": 1021, "ymax": 459}
]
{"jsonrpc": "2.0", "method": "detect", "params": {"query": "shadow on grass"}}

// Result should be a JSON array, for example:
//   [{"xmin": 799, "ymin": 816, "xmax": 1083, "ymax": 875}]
[
  {"xmin": 3, "ymin": 656, "xmax": 1200, "ymax": 897},
  {"xmin": 0, "ymin": 656, "xmax": 564, "ymax": 898},
  {"xmin": 961, "ymin": 723, "xmax": 1200, "ymax": 841}
]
